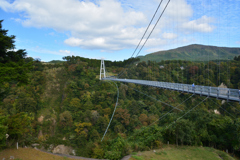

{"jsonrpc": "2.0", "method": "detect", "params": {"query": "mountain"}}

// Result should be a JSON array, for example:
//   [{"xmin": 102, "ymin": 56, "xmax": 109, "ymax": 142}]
[
  {"xmin": 48, "ymin": 60, "xmax": 64, "ymax": 63},
  {"xmin": 140, "ymin": 44, "xmax": 240, "ymax": 62}
]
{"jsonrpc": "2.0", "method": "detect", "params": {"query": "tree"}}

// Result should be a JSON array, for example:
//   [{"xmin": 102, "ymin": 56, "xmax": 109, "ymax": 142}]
[
  {"xmin": 0, "ymin": 111, "xmax": 7, "ymax": 149},
  {"xmin": 175, "ymin": 119, "xmax": 195, "ymax": 146},
  {"xmin": 129, "ymin": 125, "xmax": 163, "ymax": 149},
  {"xmin": 148, "ymin": 115, "xmax": 159, "ymax": 124},
  {"xmin": 115, "ymin": 108, "xmax": 130, "ymax": 126},
  {"xmin": 59, "ymin": 111, "xmax": 73, "ymax": 130},
  {"xmin": 83, "ymin": 100, "xmax": 93, "ymax": 110},
  {"xmin": 68, "ymin": 98, "xmax": 81, "ymax": 112},
  {"xmin": 75, "ymin": 122, "xmax": 92, "ymax": 137},
  {"xmin": 234, "ymin": 55, "xmax": 240, "ymax": 61},
  {"xmin": 7, "ymin": 112, "xmax": 33, "ymax": 145},
  {"xmin": 139, "ymin": 114, "xmax": 148, "ymax": 126},
  {"xmin": 15, "ymin": 96, "xmax": 37, "ymax": 113},
  {"xmin": 81, "ymin": 91, "xmax": 91, "ymax": 102},
  {"xmin": 0, "ymin": 19, "xmax": 28, "ymax": 62},
  {"xmin": 103, "ymin": 108, "xmax": 111, "ymax": 116},
  {"xmin": 90, "ymin": 129, "xmax": 100, "ymax": 141},
  {"xmin": 96, "ymin": 116, "xmax": 109, "ymax": 132},
  {"xmin": 0, "ymin": 20, "xmax": 31, "ymax": 100},
  {"xmin": 189, "ymin": 66, "xmax": 199, "ymax": 76}
]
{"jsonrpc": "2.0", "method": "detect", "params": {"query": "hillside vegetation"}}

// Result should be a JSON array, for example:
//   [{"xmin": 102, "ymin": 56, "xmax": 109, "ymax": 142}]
[
  {"xmin": 0, "ymin": 147, "xmax": 79, "ymax": 160},
  {"xmin": 130, "ymin": 145, "xmax": 235, "ymax": 160},
  {"xmin": 139, "ymin": 44, "xmax": 240, "ymax": 62},
  {"xmin": 1, "ymin": 20, "xmax": 240, "ymax": 160}
]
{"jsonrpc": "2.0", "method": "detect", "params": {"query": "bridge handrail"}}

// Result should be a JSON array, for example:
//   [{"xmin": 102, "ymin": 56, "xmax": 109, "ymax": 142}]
[{"xmin": 103, "ymin": 77, "xmax": 240, "ymax": 102}]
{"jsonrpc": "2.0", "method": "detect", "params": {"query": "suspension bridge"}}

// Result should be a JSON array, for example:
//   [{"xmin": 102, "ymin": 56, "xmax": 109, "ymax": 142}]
[
  {"xmin": 98, "ymin": 0, "xmax": 240, "ymax": 142},
  {"xmin": 104, "ymin": 77, "xmax": 240, "ymax": 103},
  {"xmin": 100, "ymin": 59, "xmax": 240, "ymax": 103},
  {"xmin": 97, "ymin": 0, "xmax": 240, "ymax": 103}
]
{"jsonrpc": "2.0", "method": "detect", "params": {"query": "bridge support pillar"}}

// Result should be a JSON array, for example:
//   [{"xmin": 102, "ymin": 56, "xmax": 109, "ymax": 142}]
[
  {"xmin": 200, "ymin": 86, "xmax": 202, "ymax": 96},
  {"xmin": 227, "ymin": 90, "xmax": 230, "ymax": 102},
  {"xmin": 100, "ymin": 59, "xmax": 106, "ymax": 80},
  {"xmin": 208, "ymin": 87, "xmax": 211, "ymax": 97}
]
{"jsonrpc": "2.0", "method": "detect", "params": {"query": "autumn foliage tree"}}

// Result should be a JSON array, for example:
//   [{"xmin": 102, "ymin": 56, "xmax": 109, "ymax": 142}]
[
  {"xmin": 139, "ymin": 113, "xmax": 148, "ymax": 126},
  {"xmin": 189, "ymin": 66, "xmax": 199, "ymax": 75},
  {"xmin": 75, "ymin": 122, "xmax": 92, "ymax": 137},
  {"xmin": 115, "ymin": 108, "xmax": 130, "ymax": 126}
]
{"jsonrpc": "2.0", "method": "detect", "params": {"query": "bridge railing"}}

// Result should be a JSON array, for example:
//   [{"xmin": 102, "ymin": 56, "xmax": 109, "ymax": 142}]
[
  {"xmin": 210, "ymin": 87, "xmax": 218, "ymax": 95},
  {"xmin": 203, "ymin": 87, "xmax": 209, "ymax": 93},
  {"xmin": 229, "ymin": 89, "xmax": 239, "ymax": 98},
  {"xmin": 103, "ymin": 78, "xmax": 240, "ymax": 102}
]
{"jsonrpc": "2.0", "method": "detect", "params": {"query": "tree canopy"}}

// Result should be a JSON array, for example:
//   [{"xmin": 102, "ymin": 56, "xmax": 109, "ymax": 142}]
[{"xmin": 0, "ymin": 20, "xmax": 31, "ymax": 100}]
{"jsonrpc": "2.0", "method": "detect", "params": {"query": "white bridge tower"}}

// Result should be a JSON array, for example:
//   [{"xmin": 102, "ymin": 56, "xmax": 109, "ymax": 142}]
[{"xmin": 100, "ymin": 59, "xmax": 106, "ymax": 80}]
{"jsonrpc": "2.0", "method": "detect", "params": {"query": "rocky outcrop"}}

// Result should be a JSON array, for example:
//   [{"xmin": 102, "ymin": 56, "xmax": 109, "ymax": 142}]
[
  {"xmin": 38, "ymin": 115, "xmax": 44, "ymax": 123},
  {"xmin": 52, "ymin": 145, "xmax": 75, "ymax": 155},
  {"xmin": 218, "ymin": 83, "xmax": 227, "ymax": 89},
  {"xmin": 214, "ymin": 109, "xmax": 220, "ymax": 115},
  {"xmin": 218, "ymin": 83, "xmax": 228, "ymax": 104}
]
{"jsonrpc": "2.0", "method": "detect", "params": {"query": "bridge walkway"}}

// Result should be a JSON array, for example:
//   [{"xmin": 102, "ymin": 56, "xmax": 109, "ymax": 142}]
[{"xmin": 103, "ymin": 78, "xmax": 240, "ymax": 103}]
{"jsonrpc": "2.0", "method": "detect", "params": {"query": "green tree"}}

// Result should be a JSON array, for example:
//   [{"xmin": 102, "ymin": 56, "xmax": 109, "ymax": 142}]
[
  {"xmin": 7, "ymin": 112, "xmax": 33, "ymax": 145},
  {"xmin": 68, "ymin": 98, "xmax": 81, "ymax": 112},
  {"xmin": 59, "ymin": 111, "xmax": 73, "ymax": 132},
  {"xmin": 0, "ymin": 20, "xmax": 31, "ymax": 100},
  {"xmin": 0, "ymin": 111, "xmax": 7, "ymax": 149}
]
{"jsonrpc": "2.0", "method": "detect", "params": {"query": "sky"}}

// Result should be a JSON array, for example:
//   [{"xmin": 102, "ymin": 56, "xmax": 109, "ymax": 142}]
[{"xmin": 0, "ymin": 0, "xmax": 240, "ymax": 62}]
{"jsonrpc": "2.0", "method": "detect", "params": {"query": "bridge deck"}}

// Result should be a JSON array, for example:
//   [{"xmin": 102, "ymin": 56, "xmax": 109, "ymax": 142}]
[{"xmin": 103, "ymin": 78, "xmax": 240, "ymax": 103}]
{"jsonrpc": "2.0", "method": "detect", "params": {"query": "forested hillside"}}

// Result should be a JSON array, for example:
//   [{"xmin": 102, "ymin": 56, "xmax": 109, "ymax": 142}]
[
  {"xmin": 1, "ymin": 20, "xmax": 240, "ymax": 160},
  {"xmin": 140, "ymin": 44, "xmax": 240, "ymax": 62}
]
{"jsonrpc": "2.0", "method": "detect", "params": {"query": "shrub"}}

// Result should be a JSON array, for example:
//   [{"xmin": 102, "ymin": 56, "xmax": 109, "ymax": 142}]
[
  {"xmin": 104, "ymin": 151, "xmax": 122, "ymax": 160},
  {"xmin": 92, "ymin": 146, "xmax": 104, "ymax": 159}
]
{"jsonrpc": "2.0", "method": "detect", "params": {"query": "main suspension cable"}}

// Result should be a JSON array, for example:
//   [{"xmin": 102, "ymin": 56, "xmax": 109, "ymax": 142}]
[
  {"xmin": 117, "ymin": 0, "xmax": 164, "ymax": 78},
  {"xmin": 118, "ymin": 0, "xmax": 171, "ymax": 78}
]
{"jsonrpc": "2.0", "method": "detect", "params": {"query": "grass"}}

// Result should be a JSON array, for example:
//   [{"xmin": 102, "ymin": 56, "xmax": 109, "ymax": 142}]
[
  {"xmin": 132, "ymin": 155, "xmax": 144, "ymax": 160},
  {"xmin": 129, "ymin": 145, "xmax": 236, "ymax": 160},
  {"xmin": 0, "ymin": 147, "xmax": 81, "ymax": 160}
]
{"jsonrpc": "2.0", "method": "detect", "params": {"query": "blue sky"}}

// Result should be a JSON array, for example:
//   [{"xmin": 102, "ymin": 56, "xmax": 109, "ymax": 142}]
[{"xmin": 0, "ymin": 0, "xmax": 239, "ymax": 62}]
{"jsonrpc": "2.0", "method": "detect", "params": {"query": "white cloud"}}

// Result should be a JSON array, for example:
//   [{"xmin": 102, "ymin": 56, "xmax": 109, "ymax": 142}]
[
  {"xmin": 59, "ymin": 50, "xmax": 71, "ymax": 55},
  {"xmin": 181, "ymin": 16, "xmax": 214, "ymax": 33},
  {"xmin": 145, "ymin": 47, "xmax": 164, "ymax": 53},
  {"xmin": 236, "ymin": 41, "xmax": 240, "ymax": 44},
  {"xmin": 162, "ymin": 33, "xmax": 178, "ymax": 39},
  {"xmin": 164, "ymin": 0, "xmax": 193, "ymax": 21},
  {"xmin": 29, "ymin": 46, "xmax": 74, "ymax": 56},
  {"xmin": 0, "ymin": 0, "xmax": 215, "ymax": 52},
  {"xmin": 1, "ymin": 0, "xmax": 148, "ymax": 50}
]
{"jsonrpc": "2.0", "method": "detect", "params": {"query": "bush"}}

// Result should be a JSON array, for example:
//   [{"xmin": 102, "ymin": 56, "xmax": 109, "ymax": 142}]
[
  {"xmin": 92, "ymin": 146, "xmax": 104, "ymax": 159},
  {"xmin": 75, "ymin": 142, "xmax": 94, "ymax": 157},
  {"xmin": 129, "ymin": 125, "xmax": 163, "ymax": 149},
  {"xmin": 104, "ymin": 151, "xmax": 122, "ymax": 160}
]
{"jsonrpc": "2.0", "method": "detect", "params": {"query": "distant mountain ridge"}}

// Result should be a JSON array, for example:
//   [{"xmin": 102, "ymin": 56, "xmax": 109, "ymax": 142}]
[{"xmin": 139, "ymin": 44, "xmax": 240, "ymax": 62}]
